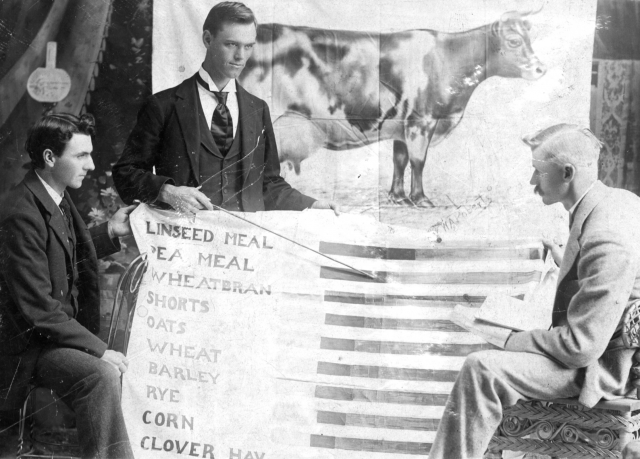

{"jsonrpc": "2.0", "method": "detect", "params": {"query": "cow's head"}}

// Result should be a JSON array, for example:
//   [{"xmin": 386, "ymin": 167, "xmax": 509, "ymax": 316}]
[{"xmin": 488, "ymin": 10, "xmax": 546, "ymax": 81}]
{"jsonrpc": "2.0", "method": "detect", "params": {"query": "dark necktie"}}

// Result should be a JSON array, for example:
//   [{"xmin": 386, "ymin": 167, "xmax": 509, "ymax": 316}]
[
  {"xmin": 59, "ymin": 198, "xmax": 75, "ymax": 244},
  {"xmin": 211, "ymin": 91, "xmax": 233, "ymax": 156},
  {"xmin": 196, "ymin": 73, "xmax": 234, "ymax": 155},
  {"xmin": 59, "ymin": 197, "xmax": 77, "ymax": 278}
]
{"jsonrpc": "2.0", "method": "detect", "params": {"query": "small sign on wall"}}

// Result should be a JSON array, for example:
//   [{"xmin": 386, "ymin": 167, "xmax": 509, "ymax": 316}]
[{"xmin": 27, "ymin": 42, "xmax": 71, "ymax": 103}]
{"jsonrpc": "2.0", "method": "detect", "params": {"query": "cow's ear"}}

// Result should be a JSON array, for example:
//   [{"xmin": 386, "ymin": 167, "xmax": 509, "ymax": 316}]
[{"xmin": 491, "ymin": 19, "xmax": 501, "ymax": 37}]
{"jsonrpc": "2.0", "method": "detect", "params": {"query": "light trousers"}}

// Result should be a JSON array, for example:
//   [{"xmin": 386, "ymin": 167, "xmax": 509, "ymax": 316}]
[{"xmin": 429, "ymin": 350, "xmax": 582, "ymax": 459}]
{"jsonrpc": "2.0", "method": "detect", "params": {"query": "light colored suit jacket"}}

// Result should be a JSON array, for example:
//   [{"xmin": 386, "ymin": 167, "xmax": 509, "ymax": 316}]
[{"xmin": 506, "ymin": 181, "xmax": 640, "ymax": 407}]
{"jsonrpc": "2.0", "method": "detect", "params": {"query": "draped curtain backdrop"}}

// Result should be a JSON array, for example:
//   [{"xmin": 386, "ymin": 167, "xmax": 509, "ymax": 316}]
[
  {"xmin": 593, "ymin": 60, "xmax": 640, "ymax": 191},
  {"xmin": 592, "ymin": 0, "xmax": 640, "ymax": 192}
]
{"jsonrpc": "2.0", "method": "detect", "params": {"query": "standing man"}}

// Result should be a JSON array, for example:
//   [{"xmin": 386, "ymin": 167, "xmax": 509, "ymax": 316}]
[
  {"xmin": 113, "ymin": 1, "xmax": 337, "ymax": 215},
  {"xmin": 429, "ymin": 124, "xmax": 640, "ymax": 458},
  {"xmin": 0, "ymin": 113, "xmax": 135, "ymax": 458}
]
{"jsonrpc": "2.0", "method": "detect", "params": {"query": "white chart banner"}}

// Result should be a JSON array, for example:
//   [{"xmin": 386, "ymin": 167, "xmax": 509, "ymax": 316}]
[{"xmin": 122, "ymin": 205, "xmax": 545, "ymax": 458}]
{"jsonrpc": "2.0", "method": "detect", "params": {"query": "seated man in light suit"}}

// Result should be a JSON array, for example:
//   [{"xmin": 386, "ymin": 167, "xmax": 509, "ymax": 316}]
[{"xmin": 429, "ymin": 124, "xmax": 640, "ymax": 459}]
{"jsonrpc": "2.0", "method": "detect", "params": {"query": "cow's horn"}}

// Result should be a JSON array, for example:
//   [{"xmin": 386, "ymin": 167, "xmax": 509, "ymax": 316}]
[
  {"xmin": 500, "ymin": 5, "xmax": 543, "ymax": 22},
  {"xmin": 521, "ymin": 4, "xmax": 544, "ymax": 17},
  {"xmin": 500, "ymin": 11, "xmax": 521, "ymax": 22}
]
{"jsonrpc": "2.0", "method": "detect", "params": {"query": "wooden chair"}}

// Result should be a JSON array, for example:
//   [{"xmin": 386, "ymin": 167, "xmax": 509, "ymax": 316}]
[
  {"xmin": 16, "ymin": 254, "xmax": 147, "ymax": 459},
  {"xmin": 106, "ymin": 253, "xmax": 147, "ymax": 356},
  {"xmin": 485, "ymin": 300, "xmax": 640, "ymax": 458}
]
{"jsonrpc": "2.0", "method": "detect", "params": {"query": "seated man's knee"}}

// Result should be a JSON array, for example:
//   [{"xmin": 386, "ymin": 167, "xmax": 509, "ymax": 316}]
[
  {"xmin": 461, "ymin": 350, "xmax": 497, "ymax": 376},
  {"xmin": 91, "ymin": 359, "xmax": 121, "ymax": 392}
]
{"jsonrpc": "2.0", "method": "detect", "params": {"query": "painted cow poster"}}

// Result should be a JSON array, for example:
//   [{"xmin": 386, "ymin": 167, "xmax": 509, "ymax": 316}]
[{"xmin": 153, "ymin": 0, "xmax": 595, "ymax": 242}]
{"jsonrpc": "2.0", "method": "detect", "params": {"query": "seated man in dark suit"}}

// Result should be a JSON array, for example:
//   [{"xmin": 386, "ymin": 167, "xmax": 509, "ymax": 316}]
[
  {"xmin": 113, "ymin": 1, "xmax": 337, "ymax": 215},
  {"xmin": 0, "ymin": 113, "xmax": 136, "ymax": 458},
  {"xmin": 430, "ymin": 124, "xmax": 640, "ymax": 459}
]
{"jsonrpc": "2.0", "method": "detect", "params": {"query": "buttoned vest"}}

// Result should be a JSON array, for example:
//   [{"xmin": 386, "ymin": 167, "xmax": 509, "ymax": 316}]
[{"xmin": 197, "ymin": 106, "xmax": 243, "ymax": 212}]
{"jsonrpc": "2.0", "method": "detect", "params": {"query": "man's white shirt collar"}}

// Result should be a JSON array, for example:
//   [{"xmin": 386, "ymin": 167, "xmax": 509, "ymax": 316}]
[
  {"xmin": 197, "ymin": 66, "xmax": 240, "ymax": 139},
  {"xmin": 198, "ymin": 67, "xmax": 237, "ymax": 93},
  {"xmin": 35, "ymin": 171, "xmax": 63, "ymax": 206},
  {"xmin": 569, "ymin": 180, "xmax": 597, "ymax": 218}
]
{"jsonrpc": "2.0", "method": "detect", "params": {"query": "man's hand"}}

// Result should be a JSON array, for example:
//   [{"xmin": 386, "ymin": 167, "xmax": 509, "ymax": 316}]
[
  {"xmin": 158, "ymin": 184, "xmax": 213, "ymax": 215},
  {"xmin": 101, "ymin": 350, "xmax": 129, "ymax": 375},
  {"xmin": 311, "ymin": 200, "xmax": 341, "ymax": 216},
  {"xmin": 623, "ymin": 440, "xmax": 640, "ymax": 458},
  {"xmin": 108, "ymin": 204, "xmax": 138, "ymax": 238},
  {"xmin": 542, "ymin": 237, "xmax": 565, "ymax": 266}
]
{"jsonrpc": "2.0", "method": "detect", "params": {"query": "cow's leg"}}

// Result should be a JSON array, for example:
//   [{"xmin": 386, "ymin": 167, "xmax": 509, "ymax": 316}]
[
  {"xmin": 406, "ymin": 127, "xmax": 435, "ymax": 208},
  {"xmin": 409, "ymin": 156, "xmax": 434, "ymax": 207},
  {"xmin": 388, "ymin": 140, "xmax": 412, "ymax": 205}
]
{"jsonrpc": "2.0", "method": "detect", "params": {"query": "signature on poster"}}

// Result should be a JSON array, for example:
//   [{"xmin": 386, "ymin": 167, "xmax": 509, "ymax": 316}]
[{"xmin": 429, "ymin": 194, "xmax": 492, "ymax": 233}]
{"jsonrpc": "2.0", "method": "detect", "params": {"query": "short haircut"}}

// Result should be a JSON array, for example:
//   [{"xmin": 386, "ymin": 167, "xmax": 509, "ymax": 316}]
[
  {"xmin": 202, "ymin": 2, "xmax": 256, "ymax": 37},
  {"xmin": 522, "ymin": 123, "xmax": 602, "ymax": 168},
  {"xmin": 25, "ymin": 113, "xmax": 96, "ymax": 169}
]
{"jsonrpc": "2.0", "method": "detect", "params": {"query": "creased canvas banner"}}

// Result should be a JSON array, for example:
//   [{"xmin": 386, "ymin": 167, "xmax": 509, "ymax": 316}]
[
  {"xmin": 122, "ymin": 205, "xmax": 545, "ymax": 458},
  {"xmin": 153, "ymin": 0, "xmax": 597, "ymax": 239}
]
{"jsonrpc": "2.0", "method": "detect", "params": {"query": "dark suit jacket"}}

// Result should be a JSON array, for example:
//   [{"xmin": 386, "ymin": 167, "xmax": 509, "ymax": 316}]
[
  {"xmin": 506, "ymin": 181, "xmax": 640, "ymax": 407},
  {"xmin": 0, "ymin": 170, "xmax": 120, "ymax": 409},
  {"xmin": 112, "ymin": 74, "xmax": 315, "ymax": 211}
]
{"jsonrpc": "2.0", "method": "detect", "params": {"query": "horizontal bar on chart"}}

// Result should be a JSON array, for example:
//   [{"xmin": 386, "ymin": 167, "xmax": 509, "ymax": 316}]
[
  {"xmin": 314, "ymin": 385, "xmax": 449, "ymax": 406},
  {"xmin": 324, "ymin": 313, "xmax": 465, "ymax": 332},
  {"xmin": 317, "ymin": 362, "xmax": 458, "ymax": 382},
  {"xmin": 320, "ymin": 267, "xmax": 542, "ymax": 285},
  {"xmin": 320, "ymin": 337, "xmax": 495, "ymax": 356},
  {"xmin": 323, "ymin": 290, "xmax": 487, "ymax": 305},
  {"xmin": 317, "ymin": 410, "xmax": 439, "ymax": 431},
  {"xmin": 319, "ymin": 241, "xmax": 542, "ymax": 261},
  {"xmin": 323, "ymin": 290, "xmax": 523, "ymax": 305},
  {"xmin": 310, "ymin": 434, "xmax": 430, "ymax": 455}
]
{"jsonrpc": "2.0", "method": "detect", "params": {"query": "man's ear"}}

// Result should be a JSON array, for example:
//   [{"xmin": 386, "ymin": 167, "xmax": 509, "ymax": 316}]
[
  {"xmin": 203, "ymin": 30, "xmax": 212, "ymax": 48},
  {"xmin": 563, "ymin": 164, "xmax": 576, "ymax": 181},
  {"xmin": 42, "ymin": 149, "xmax": 55, "ymax": 168}
]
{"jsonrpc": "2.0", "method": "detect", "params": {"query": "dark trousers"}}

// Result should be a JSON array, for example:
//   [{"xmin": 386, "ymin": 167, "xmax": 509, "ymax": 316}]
[
  {"xmin": 429, "ymin": 350, "xmax": 582, "ymax": 459},
  {"xmin": 34, "ymin": 347, "xmax": 133, "ymax": 459}
]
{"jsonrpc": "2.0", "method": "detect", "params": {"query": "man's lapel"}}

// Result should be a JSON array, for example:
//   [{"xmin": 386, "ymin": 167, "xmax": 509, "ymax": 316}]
[
  {"xmin": 175, "ymin": 74, "xmax": 207, "ymax": 179},
  {"xmin": 557, "ymin": 181, "xmax": 610, "ymax": 282},
  {"xmin": 22, "ymin": 170, "xmax": 73, "ymax": 260},
  {"xmin": 237, "ymin": 83, "xmax": 259, "ymax": 182}
]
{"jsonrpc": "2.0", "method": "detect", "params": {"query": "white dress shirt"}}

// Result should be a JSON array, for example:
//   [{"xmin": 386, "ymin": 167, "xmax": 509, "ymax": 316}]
[
  {"xmin": 36, "ymin": 170, "xmax": 116, "ymax": 239},
  {"xmin": 36, "ymin": 171, "xmax": 63, "ymax": 207},
  {"xmin": 197, "ymin": 66, "xmax": 239, "ymax": 139}
]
